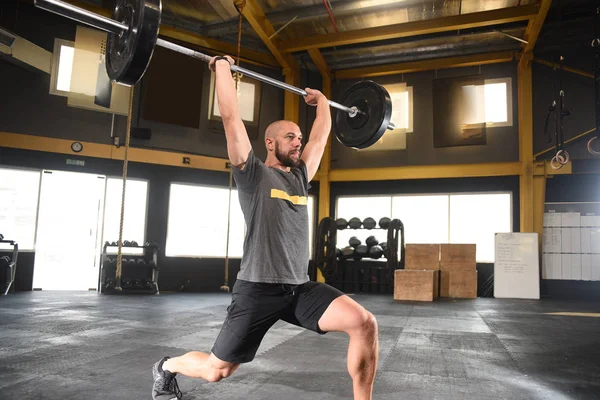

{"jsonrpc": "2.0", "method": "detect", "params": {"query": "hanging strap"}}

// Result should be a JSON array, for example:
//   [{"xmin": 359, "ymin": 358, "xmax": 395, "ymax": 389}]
[{"xmin": 544, "ymin": 76, "xmax": 556, "ymax": 145}]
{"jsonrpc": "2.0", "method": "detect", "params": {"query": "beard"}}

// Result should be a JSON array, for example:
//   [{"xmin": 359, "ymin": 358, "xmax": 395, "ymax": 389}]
[{"xmin": 275, "ymin": 142, "xmax": 301, "ymax": 168}]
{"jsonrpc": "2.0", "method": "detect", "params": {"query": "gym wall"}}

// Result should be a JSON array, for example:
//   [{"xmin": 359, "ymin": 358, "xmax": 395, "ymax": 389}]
[
  {"xmin": 330, "ymin": 61, "xmax": 520, "ymax": 170},
  {"xmin": 0, "ymin": 2, "xmax": 311, "ymax": 161},
  {"xmin": 0, "ymin": 146, "xmax": 231, "ymax": 292},
  {"xmin": 330, "ymin": 176, "xmax": 520, "ymax": 297}
]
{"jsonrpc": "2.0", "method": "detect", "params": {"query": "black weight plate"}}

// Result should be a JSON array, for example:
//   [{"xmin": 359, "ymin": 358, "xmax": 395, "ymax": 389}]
[
  {"xmin": 107, "ymin": 0, "xmax": 161, "ymax": 86},
  {"xmin": 334, "ymin": 80, "xmax": 392, "ymax": 149}
]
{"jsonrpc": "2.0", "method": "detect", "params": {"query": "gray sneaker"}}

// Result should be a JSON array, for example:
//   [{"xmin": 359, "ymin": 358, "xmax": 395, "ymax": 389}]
[{"xmin": 152, "ymin": 357, "xmax": 183, "ymax": 400}]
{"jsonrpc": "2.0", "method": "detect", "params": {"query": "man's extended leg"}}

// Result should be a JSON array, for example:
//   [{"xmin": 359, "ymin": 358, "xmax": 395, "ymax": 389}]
[
  {"xmin": 163, "ymin": 352, "xmax": 240, "ymax": 382},
  {"xmin": 152, "ymin": 352, "xmax": 240, "ymax": 400},
  {"xmin": 318, "ymin": 295, "xmax": 379, "ymax": 400}
]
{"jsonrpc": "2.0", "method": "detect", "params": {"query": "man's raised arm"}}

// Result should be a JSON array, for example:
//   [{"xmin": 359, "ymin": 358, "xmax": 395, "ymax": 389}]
[
  {"xmin": 209, "ymin": 56, "xmax": 252, "ymax": 169},
  {"xmin": 300, "ymin": 88, "xmax": 332, "ymax": 181}
]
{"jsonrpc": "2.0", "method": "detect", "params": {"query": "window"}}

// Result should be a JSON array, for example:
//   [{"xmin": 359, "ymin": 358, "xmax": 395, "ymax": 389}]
[
  {"xmin": 334, "ymin": 192, "xmax": 512, "ymax": 262},
  {"xmin": 449, "ymin": 193, "xmax": 512, "ymax": 262},
  {"xmin": 386, "ymin": 83, "xmax": 413, "ymax": 133},
  {"xmin": 50, "ymin": 39, "xmax": 75, "ymax": 97},
  {"xmin": 165, "ymin": 183, "xmax": 245, "ymax": 258},
  {"xmin": 50, "ymin": 32, "xmax": 130, "ymax": 115},
  {"xmin": 392, "ymin": 195, "xmax": 449, "ymax": 245},
  {"xmin": 102, "ymin": 178, "xmax": 149, "ymax": 255},
  {"xmin": 0, "ymin": 168, "xmax": 41, "ymax": 251},
  {"xmin": 208, "ymin": 72, "xmax": 262, "ymax": 139},
  {"xmin": 462, "ymin": 78, "xmax": 512, "ymax": 128},
  {"xmin": 166, "ymin": 183, "xmax": 315, "ymax": 259},
  {"xmin": 360, "ymin": 83, "xmax": 413, "ymax": 152}
]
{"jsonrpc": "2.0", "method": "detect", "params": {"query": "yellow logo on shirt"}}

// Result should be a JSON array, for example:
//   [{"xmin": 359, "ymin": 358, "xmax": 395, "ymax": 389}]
[{"xmin": 270, "ymin": 189, "xmax": 307, "ymax": 205}]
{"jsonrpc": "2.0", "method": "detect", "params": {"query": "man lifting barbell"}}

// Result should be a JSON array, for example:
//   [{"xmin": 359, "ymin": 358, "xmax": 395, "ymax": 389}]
[{"xmin": 150, "ymin": 55, "xmax": 379, "ymax": 400}]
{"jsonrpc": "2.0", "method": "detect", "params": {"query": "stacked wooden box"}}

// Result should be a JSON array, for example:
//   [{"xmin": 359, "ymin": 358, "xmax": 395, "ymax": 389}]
[
  {"xmin": 439, "ymin": 244, "xmax": 477, "ymax": 299},
  {"xmin": 394, "ymin": 243, "xmax": 477, "ymax": 301},
  {"xmin": 394, "ymin": 244, "xmax": 440, "ymax": 302}
]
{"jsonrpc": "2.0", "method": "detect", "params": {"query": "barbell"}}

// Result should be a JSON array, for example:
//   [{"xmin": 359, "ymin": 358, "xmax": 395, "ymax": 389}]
[{"xmin": 34, "ymin": 0, "xmax": 395, "ymax": 149}]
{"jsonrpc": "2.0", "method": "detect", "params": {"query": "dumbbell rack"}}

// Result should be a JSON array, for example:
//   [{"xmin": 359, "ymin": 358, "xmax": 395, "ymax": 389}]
[
  {"xmin": 100, "ymin": 242, "xmax": 159, "ymax": 294},
  {"xmin": 314, "ymin": 218, "xmax": 405, "ymax": 294},
  {"xmin": 0, "ymin": 238, "xmax": 18, "ymax": 295}
]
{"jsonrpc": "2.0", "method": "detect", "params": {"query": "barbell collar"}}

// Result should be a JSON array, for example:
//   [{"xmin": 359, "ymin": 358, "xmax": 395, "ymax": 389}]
[{"xmin": 34, "ymin": 0, "xmax": 128, "ymax": 35}]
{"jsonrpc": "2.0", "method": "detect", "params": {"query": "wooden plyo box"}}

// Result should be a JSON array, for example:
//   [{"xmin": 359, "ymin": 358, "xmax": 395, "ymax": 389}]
[
  {"xmin": 440, "ymin": 270, "xmax": 478, "ymax": 298},
  {"xmin": 394, "ymin": 269, "xmax": 439, "ymax": 302},
  {"xmin": 405, "ymin": 244, "xmax": 440, "ymax": 270},
  {"xmin": 439, "ymin": 244, "xmax": 477, "ymax": 298},
  {"xmin": 440, "ymin": 244, "xmax": 476, "ymax": 270},
  {"xmin": 449, "ymin": 269, "xmax": 478, "ymax": 298}
]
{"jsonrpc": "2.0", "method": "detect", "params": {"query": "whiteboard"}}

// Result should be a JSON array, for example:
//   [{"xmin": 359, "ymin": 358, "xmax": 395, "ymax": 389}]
[{"xmin": 494, "ymin": 233, "xmax": 540, "ymax": 299}]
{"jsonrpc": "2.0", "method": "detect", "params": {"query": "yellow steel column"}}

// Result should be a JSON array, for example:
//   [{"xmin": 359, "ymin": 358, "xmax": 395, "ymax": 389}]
[
  {"xmin": 315, "ymin": 75, "xmax": 332, "ymax": 283},
  {"xmin": 518, "ymin": 0, "xmax": 551, "ymax": 234},
  {"xmin": 283, "ymin": 68, "xmax": 300, "ymax": 123},
  {"xmin": 533, "ymin": 163, "xmax": 547, "ymax": 255},
  {"xmin": 518, "ymin": 53, "xmax": 535, "ymax": 233}
]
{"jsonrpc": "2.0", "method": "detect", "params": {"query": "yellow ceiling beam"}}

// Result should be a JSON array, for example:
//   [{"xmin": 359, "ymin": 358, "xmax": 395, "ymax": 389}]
[
  {"xmin": 238, "ymin": 0, "xmax": 297, "ymax": 69},
  {"xmin": 307, "ymin": 48, "xmax": 330, "ymax": 79},
  {"xmin": 335, "ymin": 51, "xmax": 517, "ymax": 79},
  {"xmin": 157, "ymin": 26, "xmax": 279, "ymax": 68},
  {"xmin": 59, "ymin": 1, "xmax": 278, "ymax": 68},
  {"xmin": 277, "ymin": 4, "xmax": 539, "ymax": 53},
  {"xmin": 533, "ymin": 58, "xmax": 594, "ymax": 79},
  {"xmin": 522, "ymin": 0, "xmax": 553, "ymax": 55},
  {"xmin": 329, "ymin": 162, "xmax": 522, "ymax": 182}
]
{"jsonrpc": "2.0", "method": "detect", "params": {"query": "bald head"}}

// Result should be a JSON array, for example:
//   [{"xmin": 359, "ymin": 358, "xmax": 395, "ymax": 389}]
[
  {"xmin": 264, "ymin": 120, "xmax": 303, "ymax": 168},
  {"xmin": 265, "ymin": 120, "xmax": 300, "ymax": 141}
]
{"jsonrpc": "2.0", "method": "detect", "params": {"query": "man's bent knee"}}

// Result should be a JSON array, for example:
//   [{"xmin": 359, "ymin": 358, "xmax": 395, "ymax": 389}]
[
  {"xmin": 206, "ymin": 362, "xmax": 240, "ymax": 382},
  {"xmin": 353, "ymin": 311, "xmax": 378, "ymax": 338}
]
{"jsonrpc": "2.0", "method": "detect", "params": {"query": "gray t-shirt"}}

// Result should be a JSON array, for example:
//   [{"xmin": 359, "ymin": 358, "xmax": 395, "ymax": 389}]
[{"xmin": 232, "ymin": 149, "xmax": 310, "ymax": 284}]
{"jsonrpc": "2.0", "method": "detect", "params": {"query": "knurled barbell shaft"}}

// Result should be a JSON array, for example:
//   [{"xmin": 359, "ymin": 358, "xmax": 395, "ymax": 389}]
[
  {"xmin": 155, "ymin": 39, "xmax": 368, "ymax": 119},
  {"xmin": 33, "ymin": 0, "xmax": 395, "ymax": 130},
  {"xmin": 35, "ymin": 0, "xmax": 128, "ymax": 35}
]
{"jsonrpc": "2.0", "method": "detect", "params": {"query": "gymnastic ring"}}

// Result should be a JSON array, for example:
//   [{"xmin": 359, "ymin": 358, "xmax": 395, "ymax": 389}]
[
  {"xmin": 555, "ymin": 149, "xmax": 570, "ymax": 165},
  {"xmin": 550, "ymin": 155, "xmax": 564, "ymax": 170},
  {"xmin": 587, "ymin": 136, "xmax": 600, "ymax": 155}
]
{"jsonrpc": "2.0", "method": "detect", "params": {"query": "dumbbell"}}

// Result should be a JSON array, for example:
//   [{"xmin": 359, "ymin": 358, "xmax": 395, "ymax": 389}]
[
  {"xmin": 363, "ymin": 217, "xmax": 376, "ymax": 230},
  {"xmin": 349, "ymin": 237, "xmax": 361, "ymax": 249},
  {"xmin": 133, "ymin": 279, "xmax": 145, "ymax": 290},
  {"xmin": 104, "ymin": 277, "xmax": 115, "ymax": 291},
  {"xmin": 339, "ymin": 246, "xmax": 355, "ymax": 260},
  {"xmin": 354, "ymin": 245, "xmax": 369, "ymax": 260},
  {"xmin": 348, "ymin": 217, "xmax": 362, "ymax": 229},
  {"xmin": 365, "ymin": 235, "xmax": 379, "ymax": 247},
  {"xmin": 336, "ymin": 218, "xmax": 348, "ymax": 230},
  {"xmin": 369, "ymin": 245, "xmax": 384, "ymax": 259},
  {"xmin": 379, "ymin": 217, "xmax": 391, "ymax": 229}
]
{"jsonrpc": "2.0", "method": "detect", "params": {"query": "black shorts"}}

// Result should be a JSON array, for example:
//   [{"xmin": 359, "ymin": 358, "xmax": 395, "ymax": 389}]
[{"xmin": 211, "ymin": 279, "xmax": 344, "ymax": 364}]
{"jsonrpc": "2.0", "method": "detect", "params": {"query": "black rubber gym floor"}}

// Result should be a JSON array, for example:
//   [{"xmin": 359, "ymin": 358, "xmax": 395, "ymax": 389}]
[{"xmin": 1, "ymin": 292, "xmax": 599, "ymax": 399}]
